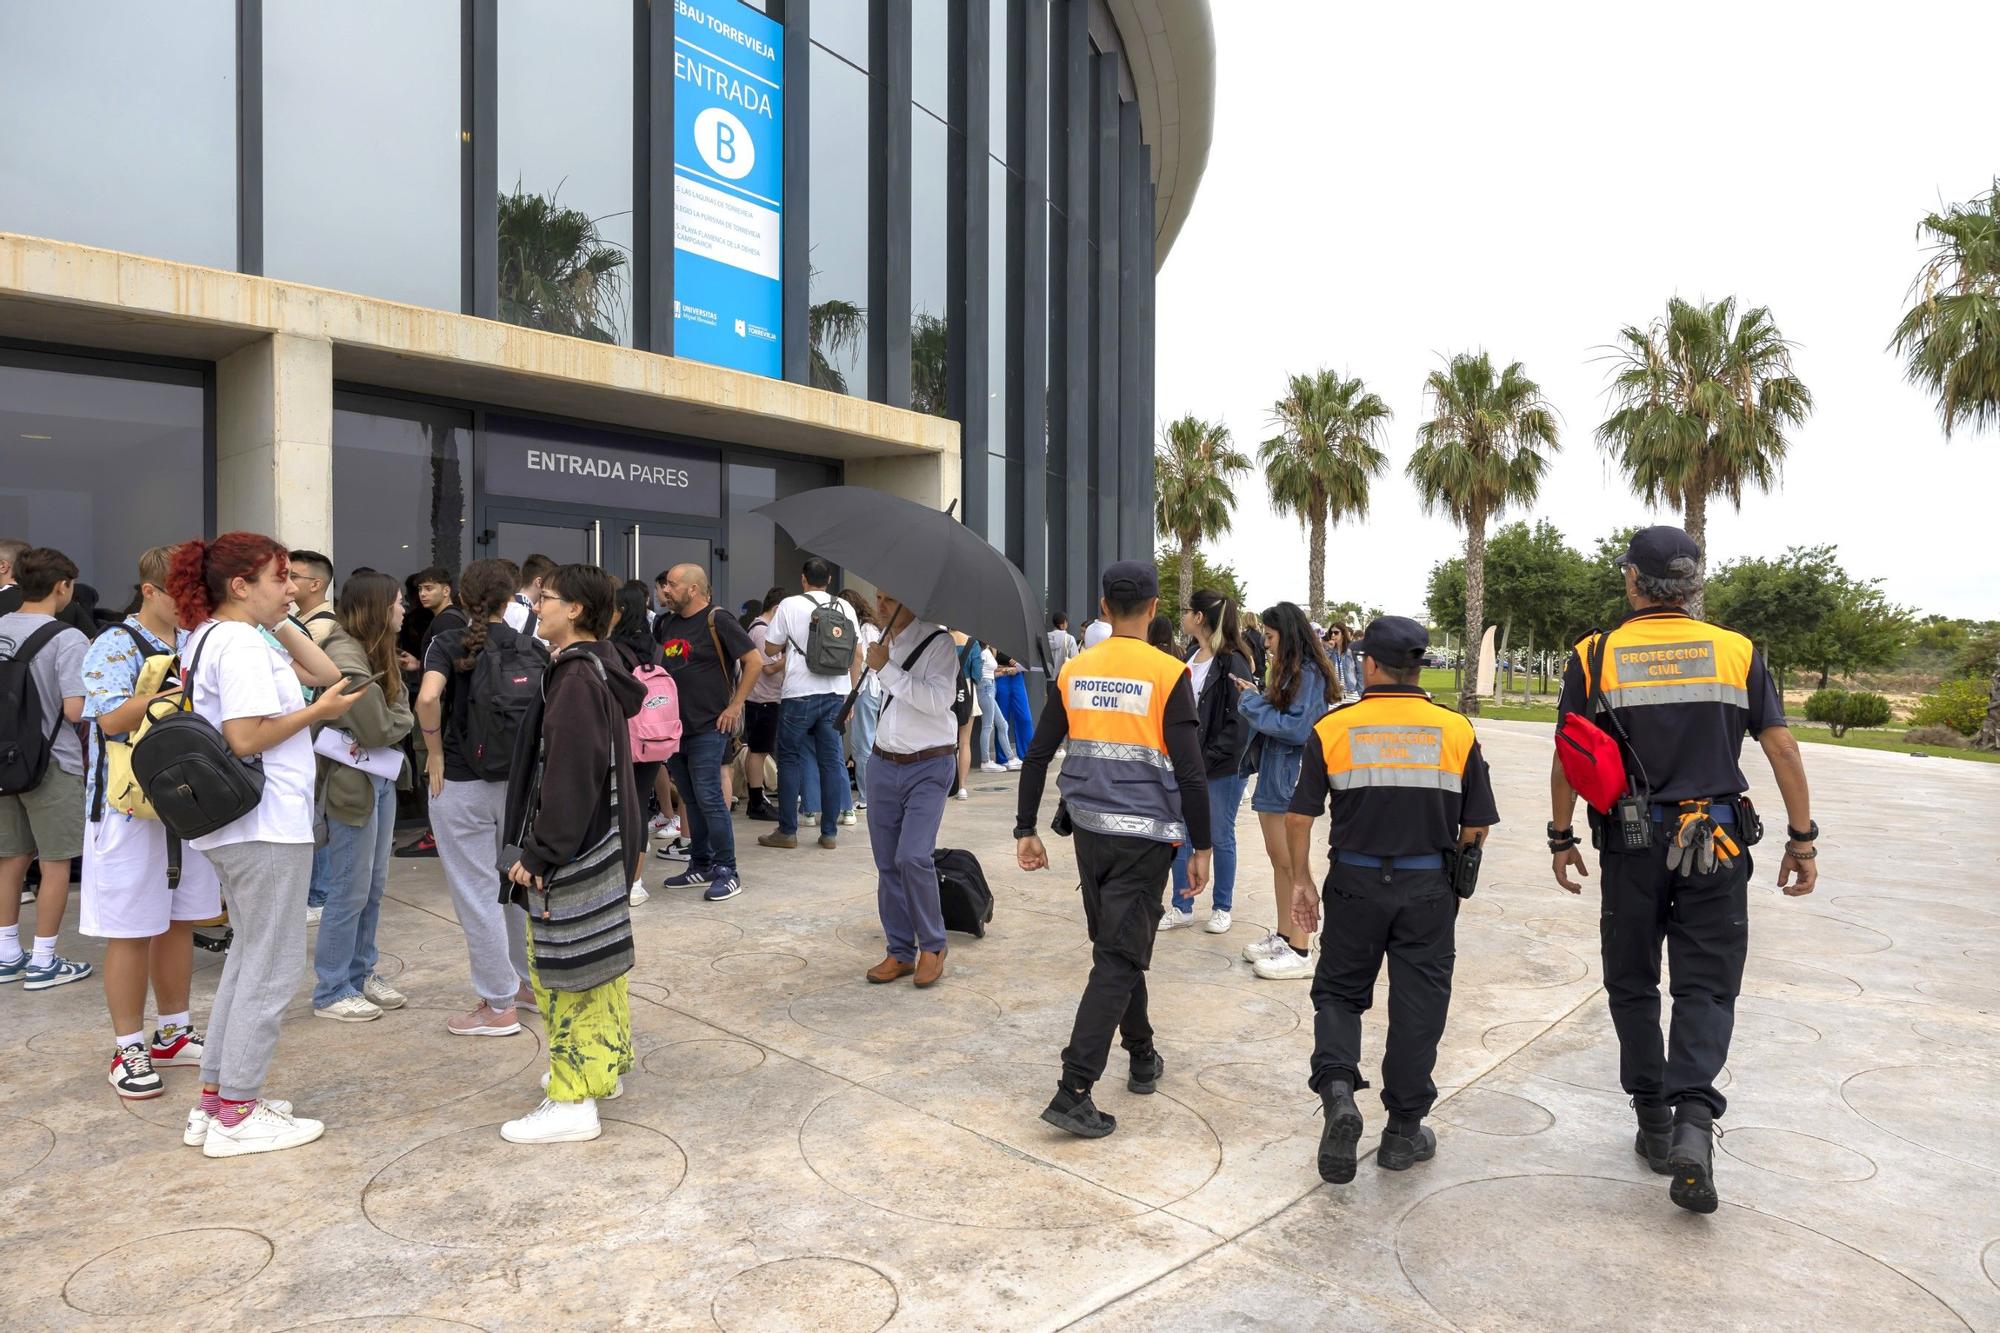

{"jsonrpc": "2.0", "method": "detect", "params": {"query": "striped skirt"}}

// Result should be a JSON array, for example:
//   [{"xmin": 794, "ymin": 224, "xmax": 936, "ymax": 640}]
[{"xmin": 514, "ymin": 828, "xmax": 635, "ymax": 993}]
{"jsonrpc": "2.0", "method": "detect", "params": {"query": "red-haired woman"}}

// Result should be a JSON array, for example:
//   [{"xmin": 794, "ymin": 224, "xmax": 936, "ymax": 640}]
[{"xmin": 167, "ymin": 533, "xmax": 359, "ymax": 1157}]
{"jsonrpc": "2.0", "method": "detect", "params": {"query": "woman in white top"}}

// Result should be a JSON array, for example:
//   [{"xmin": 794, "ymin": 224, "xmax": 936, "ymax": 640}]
[{"xmin": 167, "ymin": 533, "xmax": 357, "ymax": 1158}]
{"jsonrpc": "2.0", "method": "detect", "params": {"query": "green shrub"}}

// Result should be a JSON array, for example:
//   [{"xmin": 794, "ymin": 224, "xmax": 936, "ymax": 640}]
[
  {"xmin": 1903, "ymin": 724, "xmax": 1969, "ymax": 749},
  {"xmin": 1910, "ymin": 678, "xmax": 1991, "ymax": 736},
  {"xmin": 1802, "ymin": 689, "xmax": 1892, "ymax": 736}
]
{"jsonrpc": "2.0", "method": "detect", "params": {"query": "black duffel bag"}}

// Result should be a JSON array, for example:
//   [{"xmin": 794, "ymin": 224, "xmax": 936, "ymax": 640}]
[
  {"xmin": 933, "ymin": 847, "xmax": 995, "ymax": 938},
  {"xmin": 131, "ymin": 626, "xmax": 265, "ymax": 841}
]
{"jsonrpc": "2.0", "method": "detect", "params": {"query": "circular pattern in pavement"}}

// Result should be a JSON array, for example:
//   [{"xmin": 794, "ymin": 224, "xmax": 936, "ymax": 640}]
[
  {"xmin": 645, "ymin": 915, "xmax": 746, "ymax": 957},
  {"xmin": 1716, "ymin": 1127, "xmax": 1876, "ymax": 1182},
  {"xmin": 1396, "ymin": 1175, "xmax": 1963, "ymax": 1331},
  {"xmin": 0, "ymin": 1114, "xmax": 55, "ymax": 1182},
  {"xmin": 1431, "ymin": 1086, "xmax": 1555, "ymax": 1137},
  {"xmin": 1910, "ymin": 1011, "xmax": 1999, "ymax": 1052},
  {"xmin": 1482, "ymin": 1019, "xmax": 1548, "ymax": 1057},
  {"xmin": 626, "ymin": 979, "xmax": 673, "ymax": 1007},
  {"xmin": 1842, "ymin": 1064, "xmax": 2000, "ymax": 1175},
  {"xmin": 710, "ymin": 950, "xmax": 808, "ymax": 976},
  {"xmin": 788, "ymin": 979, "xmax": 1003, "ymax": 1044},
  {"xmin": 1730, "ymin": 1006, "xmax": 1823, "ymax": 1047},
  {"xmin": 363, "ymin": 1119, "xmax": 686, "ymax": 1246},
  {"xmin": 1749, "ymin": 911, "xmax": 1894, "ymax": 957},
  {"xmin": 711, "ymin": 1257, "xmax": 899, "ymax": 1333},
  {"xmin": 1453, "ymin": 923, "xmax": 1589, "ymax": 989},
  {"xmin": 1146, "ymin": 940, "xmax": 1238, "ymax": 979},
  {"xmin": 798, "ymin": 1061, "xmax": 1221, "ymax": 1229},
  {"xmin": 1512, "ymin": 1018, "xmax": 1730, "ymax": 1096},
  {"xmin": 1833, "ymin": 894, "xmax": 2000, "ymax": 932},
  {"xmin": 274, "ymin": 1320, "xmax": 490, "ymax": 1332},
  {"xmin": 1194, "ymin": 1060, "xmax": 1314, "ymax": 1110},
  {"xmin": 1140, "ymin": 979, "xmax": 1299, "ymax": 1046},
  {"xmin": 1739, "ymin": 955, "xmax": 1862, "ymax": 1002},
  {"xmin": 641, "ymin": 1037, "xmax": 767, "ymax": 1082},
  {"xmin": 64, "ymin": 1227, "xmax": 271, "ymax": 1314},
  {"xmin": 1984, "ymin": 1238, "xmax": 1999, "ymax": 1293},
  {"xmin": 1914, "ymin": 980, "xmax": 2000, "ymax": 1015},
  {"xmin": 1519, "ymin": 914, "xmax": 1599, "ymax": 944}
]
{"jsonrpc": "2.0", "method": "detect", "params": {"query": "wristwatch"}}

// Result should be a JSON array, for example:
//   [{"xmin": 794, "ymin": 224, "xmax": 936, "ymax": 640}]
[
  {"xmin": 1013, "ymin": 825, "xmax": 1038, "ymax": 841},
  {"xmin": 1786, "ymin": 820, "xmax": 1819, "ymax": 843}
]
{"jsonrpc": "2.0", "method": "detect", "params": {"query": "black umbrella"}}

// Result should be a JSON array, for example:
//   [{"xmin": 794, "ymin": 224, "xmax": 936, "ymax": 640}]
[{"xmin": 754, "ymin": 486, "xmax": 1049, "ymax": 670}]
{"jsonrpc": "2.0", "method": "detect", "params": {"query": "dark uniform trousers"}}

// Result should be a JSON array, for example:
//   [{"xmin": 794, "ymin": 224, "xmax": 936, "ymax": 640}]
[
  {"xmin": 1060, "ymin": 830, "xmax": 1174, "ymax": 1090},
  {"xmin": 1309, "ymin": 863, "xmax": 1457, "ymax": 1120},
  {"xmin": 1598, "ymin": 840, "xmax": 1751, "ymax": 1117}
]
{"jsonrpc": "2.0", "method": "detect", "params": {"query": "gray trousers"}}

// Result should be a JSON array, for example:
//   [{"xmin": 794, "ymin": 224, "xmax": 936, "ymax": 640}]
[
  {"xmin": 200, "ymin": 840, "xmax": 312, "ymax": 1101},
  {"xmin": 432, "ymin": 778, "xmax": 531, "ymax": 1008},
  {"xmin": 865, "ymin": 752, "xmax": 954, "ymax": 959}
]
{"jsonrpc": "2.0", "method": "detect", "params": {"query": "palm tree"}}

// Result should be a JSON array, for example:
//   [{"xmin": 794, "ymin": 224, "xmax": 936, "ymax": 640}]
[
  {"xmin": 807, "ymin": 261, "xmax": 868, "ymax": 394},
  {"xmin": 1154, "ymin": 415, "xmax": 1251, "ymax": 613},
  {"xmin": 1597, "ymin": 297, "xmax": 1813, "ymax": 617},
  {"xmin": 1892, "ymin": 180, "xmax": 2000, "ymax": 748},
  {"xmin": 910, "ymin": 313, "xmax": 949, "ymax": 417},
  {"xmin": 496, "ymin": 183, "xmax": 627, "ymax": 343},
  {"xmin": 1260, "ymin": 370, "xmax": 1393, "ymax": 622},
  {"xmin": 1407, "ymin": 352, "xmax": 1560, "ymax": 716}
]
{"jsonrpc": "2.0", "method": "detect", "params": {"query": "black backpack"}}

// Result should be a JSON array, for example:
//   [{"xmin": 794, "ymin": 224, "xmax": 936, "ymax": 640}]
[
  {"xmin": 934, "ymin": 847, "xmax": 995, "ymax": 937},
  {"xmin": 0, "ymin": 622, "xmax": 69, "ymax": 796},
  {"xmin": 129, "ymin": 626, "xmax": 267, "ymax": 839},
  {"xmin": 464, "ymin": 627, "xmax": 549, "ymax": 781}
]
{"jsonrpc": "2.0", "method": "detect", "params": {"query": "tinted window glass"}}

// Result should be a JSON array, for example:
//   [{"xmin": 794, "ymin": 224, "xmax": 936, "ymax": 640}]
[
  {"xmin": 726, "ymin": 458, "xmax": 837, "ymax": 612},
  {"xmin": 808, "ymin": 46, "xmax": 871, "ymax": 397},
  {"xmin": 911, "ymin": 0, "xmax": 948, "ymax": 119},
  {"xmin": 910, "ymin": 106, "xmax": 950, "ymax": 417},
  {"xmin": 990, "ymin": 0, "xmax": 1011, "ymax": 159},
  {"xmin": 331, "ymin": 396, "xmax": 472, "ymax": 583},
  {"xmin": 811, "ymin": 4, "xmax": 869, "ymax": 70}
]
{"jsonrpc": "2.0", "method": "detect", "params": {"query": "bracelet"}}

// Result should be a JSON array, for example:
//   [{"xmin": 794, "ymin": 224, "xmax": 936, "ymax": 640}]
[
  {"xmin": 1549, "ymin": 838, "xmax": 1579, "ymax": 853},
  {"xmin": 1785, "ymin": 843, "xmax": 1817, "ymax": 860},
  {"xmin": 1786, "ymin": 820, "xmax": 1819, "ymax": 843}
]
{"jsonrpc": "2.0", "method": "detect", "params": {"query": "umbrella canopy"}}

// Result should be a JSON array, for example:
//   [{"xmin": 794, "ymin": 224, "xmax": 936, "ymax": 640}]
[{"xmin": 754, "ymin": 486, "xmax": 1050, "ymax": 670}]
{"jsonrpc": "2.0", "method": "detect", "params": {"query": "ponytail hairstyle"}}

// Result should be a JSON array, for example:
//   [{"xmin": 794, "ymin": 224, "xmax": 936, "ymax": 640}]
[
  {"xmin": 1188, "ymin": 587, "xmax": 1254, "ymax": 668},
  {"xmin": 165, "ymin": 532, "xmax": 288, "ymax": 629},
  {"xmin": 454, "ymin": 557, "xmax": 521, "ymax": 671},
  {"xmin": 1259, "ymin": 601, "xmax": 1341, "ymax": 710},
  {"xmin": 336, "ymin": 571, "xmax": 407, "ymax": 704}
]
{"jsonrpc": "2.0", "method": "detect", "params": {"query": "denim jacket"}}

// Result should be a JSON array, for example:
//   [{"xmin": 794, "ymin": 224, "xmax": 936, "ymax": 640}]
[{"xmin": 1237, "ymin": 663, "xmax": 1331, "ymax": 795}]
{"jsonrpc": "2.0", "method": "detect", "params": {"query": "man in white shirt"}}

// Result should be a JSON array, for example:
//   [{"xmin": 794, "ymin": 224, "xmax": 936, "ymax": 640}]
[
  {"xmin": 757, "ymin": 558, "xmax": 859, "ymax": 850},
  {"xmin": 860, "ymin": 588, "xmax": 961, "ymax": 989},
  {"xmin": 1082, "ymin": 618, "xmax": 1113, "ymax": 649},
  {"xmin": 501, "ymin": 553, "xmax": 554, "ymax": 637}
]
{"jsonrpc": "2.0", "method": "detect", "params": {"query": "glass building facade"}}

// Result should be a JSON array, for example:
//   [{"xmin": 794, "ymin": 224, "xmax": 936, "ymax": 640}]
[{"xmin": 0, "ymin": 1, "xmax": 1175, "ymax": 622}]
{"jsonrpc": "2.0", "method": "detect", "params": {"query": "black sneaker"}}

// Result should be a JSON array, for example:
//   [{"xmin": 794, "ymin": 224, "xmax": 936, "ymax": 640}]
[
  {"xmin": 1668, "ymin": 1106, "xmax": 1718, "ymax": 1214},
  {"xmin": 1633, "ymin": 1101, "xmax": 1675, "ymax": 1175},
  {"xmin": 394, "ymin": 830, "xmax": 438, "ymax": 858},
  {"xmin": 1127, "ymin": 1050, "xmax": 1165, "ymax": 1094},
  {"xmin": 747, "ymin": 797, "xmax": 779, "ymax": 822},
  {"xmin": 1317, "ymin": 1082, "xmax": 1364, "ymax": 1183},
  {"xmin": 1376, "ymin": 1123, "xmax": 1437, "ymax": 1171},
  {"xmin": 657, "ymin": 837, "xmax": 694, "ymax": 863},
  {"xmin": 1041, "ymin": 1085, "xmax": 1117, "ymax": 1139}
]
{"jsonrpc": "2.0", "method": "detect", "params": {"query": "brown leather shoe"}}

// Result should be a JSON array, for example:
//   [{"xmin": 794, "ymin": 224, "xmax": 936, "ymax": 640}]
[
  {"xmin": 914, "ymin": 946, "xmax": 948, "ymax": 988},
  {"xmin": 867, "ymin": 956, "xmax": 915, "ymax": 984}
]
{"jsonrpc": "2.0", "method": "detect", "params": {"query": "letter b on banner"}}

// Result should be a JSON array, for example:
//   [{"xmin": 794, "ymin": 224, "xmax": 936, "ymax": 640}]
[{"xmin": 695, "ymin": 107, "xmax": 755, "ymax": 180}]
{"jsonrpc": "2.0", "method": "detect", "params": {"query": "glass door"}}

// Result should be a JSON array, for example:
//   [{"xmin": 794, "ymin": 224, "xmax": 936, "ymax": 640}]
[
  {"xmin": 487, "ymin": 506, "xmax": 601, "ymax": 569},
  {"xmin": 620, "ymin": 521, "xmax": 715, "ymax": 587}
]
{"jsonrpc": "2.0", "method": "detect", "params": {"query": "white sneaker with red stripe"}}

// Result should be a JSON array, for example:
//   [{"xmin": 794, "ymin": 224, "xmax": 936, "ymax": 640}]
[
  {"xmin": 185, "ymin": 1099, "xmax": 291, "ymax": 1147},
  {"xmin": 109, "ymin": 1044, "xmax": 164, "ymax": 1100},
  {"xmin": 150, "ymin": 1024, "xmax": 205, "ymax": 1067}
]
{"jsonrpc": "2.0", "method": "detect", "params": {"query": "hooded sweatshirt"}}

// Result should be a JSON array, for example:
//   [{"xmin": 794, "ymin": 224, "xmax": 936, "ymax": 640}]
[{"xmin": 502, "ymin": 638, "xmax": 647, "ymax": 891}]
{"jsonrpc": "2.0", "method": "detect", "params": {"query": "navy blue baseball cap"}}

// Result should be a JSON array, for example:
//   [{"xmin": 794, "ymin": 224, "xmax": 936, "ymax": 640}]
[
  {"xmin": 1356, "ymin": 615, "xmax": 1428, "ymax": 667},
  {"xmin": 1617, "ymin": 526, "xmax": 1701, "ymax": 579},
  {"xmin": 1101, "ymin": 560, "xmax": 1160, "ymax": 601}
]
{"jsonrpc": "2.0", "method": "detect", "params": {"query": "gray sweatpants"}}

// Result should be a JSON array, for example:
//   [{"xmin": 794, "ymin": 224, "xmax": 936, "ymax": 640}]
[
  {"xmin": 432, "ymin": 778, "xmax": 531, "ymax": 1007},
  {"xmin": 200, "ymin": 840, "xmax": 312, "ymax": 1102}
]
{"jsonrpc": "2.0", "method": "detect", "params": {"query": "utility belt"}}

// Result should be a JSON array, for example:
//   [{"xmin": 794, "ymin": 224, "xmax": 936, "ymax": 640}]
[
  {"xmin": 1332, "ymin": 846, "xmax": 1481, "ymax": 899},
  {"xmin": 1589, "ymin": 794, "xmax": 1763, "ymax": 849}
]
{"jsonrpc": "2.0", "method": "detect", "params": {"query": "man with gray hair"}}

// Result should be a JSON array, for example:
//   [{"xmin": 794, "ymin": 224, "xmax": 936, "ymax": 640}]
[{"xmin": 1549, "ymin": 525, "xmax": 1819, "ymax": 1216}]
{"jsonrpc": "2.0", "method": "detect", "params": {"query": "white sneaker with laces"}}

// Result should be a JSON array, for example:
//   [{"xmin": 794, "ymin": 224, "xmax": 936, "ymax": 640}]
[
  {"xmin": 1252, "ymin": 948, "xmax": 1316, "ymax": 980},
  {"xmin": 839, "ymin": 808, "xmax": 857, "ymax": 827},
  {"xmin": 1158, "ymin": 905, "xmax": 1195, "ymax": 931},
  {"xmin": 953, "ymin": 789, "xmax": 971, "ymax": 802},
  {"xmin": 541, "ymin": 1070, "xmax": 624, "ymax": 1101},
  {"xmin": 185, "ymin": 1099, "xmax": 292, "ymax": 1147},
  {"xmin": 629, "ymin": 879, "xmax": 650, "ymax": 905},
  {"xmin": 314, "ymin": 995, "xmax": 383, "ymax": 1023},
  {"xmin": 1005, "ymin": 759, "xmax": 1023, "ymax": 771},
  {"xmin": 203, "ymin": 1101, "xmax": 325, "ymax": 1158},
  {"xmin": 363, "ymin": 974, "xmax": 407, "ymax": 1009},
  {"xmin": 1205, "ymin": 909, "xmax": 1233, "ymax": 935},
  {"xmin": 1242, "ymin": 930, "xmax": 1287, "ymax": 963},
  {"xmin": 980, "ymin": 761, "xmax": 1006, "ymax": 773},
  {"xmin": 501, "ymin": 1096, "xmax": 602, "ymax": 1144}
]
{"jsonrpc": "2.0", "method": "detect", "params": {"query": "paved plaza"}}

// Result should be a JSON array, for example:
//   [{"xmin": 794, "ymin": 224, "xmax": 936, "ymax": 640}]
[{"xmin": 2, "ymin": 720, "xmax": 1997, "ymax": 1331}]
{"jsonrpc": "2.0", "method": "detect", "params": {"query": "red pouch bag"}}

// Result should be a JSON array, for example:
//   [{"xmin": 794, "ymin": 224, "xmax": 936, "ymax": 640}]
[{"xmin": 1555, "ymin": 634, "xmax": 1630, "ymax": 814}]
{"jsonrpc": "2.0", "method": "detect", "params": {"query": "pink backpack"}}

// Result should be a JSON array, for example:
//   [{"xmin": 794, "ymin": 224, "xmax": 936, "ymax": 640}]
[{"xmin": 628, "ymin": 664, "xmax": 683, "ymax": 762}]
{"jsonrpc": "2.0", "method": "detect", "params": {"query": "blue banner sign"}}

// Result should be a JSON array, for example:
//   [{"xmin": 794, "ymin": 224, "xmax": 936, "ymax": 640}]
[{"xmin": 673, "ymin": 0, "xmax": 783, "ymax": 378}]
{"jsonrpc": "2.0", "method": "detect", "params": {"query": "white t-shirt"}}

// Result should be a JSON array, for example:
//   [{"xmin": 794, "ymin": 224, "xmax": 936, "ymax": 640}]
[
  {"xmin": 766, "ymin": 592, "xmax": 858, "ymax": 698},
  {"xmin": 182, "ymin": 620, "xmax": 318, "ymax": 850},
  {"xmin": 858, "ymin": 623, "xmax": 885, "ymax": 699},
  {"xmin": 1082, "ymin": 621, "xmax": 1113, "ymax": 648},
  {"xmin": 1189, "ymin": 654, "xmax": 1214, "ymax": 699}
]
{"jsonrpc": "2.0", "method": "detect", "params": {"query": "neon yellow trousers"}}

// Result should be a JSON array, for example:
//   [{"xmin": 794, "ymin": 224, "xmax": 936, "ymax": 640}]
[{"xmin": 527, "ymin": 938, "xmax": 634, "ymax": 1102}]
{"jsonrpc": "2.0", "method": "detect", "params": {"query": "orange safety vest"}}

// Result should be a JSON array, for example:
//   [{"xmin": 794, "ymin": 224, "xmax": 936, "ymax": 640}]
[{"xmin": 1055, "ymin": 636, "xmax": 1190, "ymax": 844}]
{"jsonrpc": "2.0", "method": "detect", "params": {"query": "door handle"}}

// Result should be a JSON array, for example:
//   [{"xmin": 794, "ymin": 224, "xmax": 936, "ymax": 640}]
[
  {"xmin": 629, "ymin": 524, "xmax": 642, "ymax": 581},
  {"xmin": 590, "ymin": 519, "xmax": 602, "ymax": 567}
]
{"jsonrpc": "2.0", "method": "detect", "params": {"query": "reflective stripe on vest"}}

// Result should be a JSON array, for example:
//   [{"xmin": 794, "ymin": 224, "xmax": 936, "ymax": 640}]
[
  {"xmin": 1312, "ymin": 694, "xmax": 1478, "ymax": 795},
  {"xmin": 1574, "ymin": 615, "xmax": 1755, "ymax": 714},
  {"xmin": 1055, "ymin": 637, "xmax": 1190, "ymax": 844}
]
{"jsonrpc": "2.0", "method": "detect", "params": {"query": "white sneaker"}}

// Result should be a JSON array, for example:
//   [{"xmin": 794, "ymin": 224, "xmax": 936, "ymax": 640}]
[
  {"xmin": 305, "ymin": 904, "xmax": 322, "ymax": 927},
  {"xmin": 501, "ymin": 1096, "xmax": 602, "ymax": 1144},
  {"xmin": 839, "ymin": 808, "xmax": 857, "ymax": 827},
  {"xmin": 202, "ymin": 1101, "xmax": 325, "ymax": 1158},
  {"xmin": 1242, "ymin": 930, "xmax": 1287, "ymax": 963},
  {"xmin": 1252, "ymin": 948, "xmax": 1316, "ymax": 980},
  {"xmin": 363, "ymin": 974, "xmax": 407, "ymax": 1009},
  {"xmin": 185, "ymin": 1099, "xmax": 291, "ymax": 1147},
  {"xmin": 647, "ymin": 813, "xmax": 672, "ymax": 838},
  {"xmin": 953, "ymin": 789, "xmax": 971, "ymax": 802},
  {"xmin": 541, "ymin": 1070, "xmax": 624, "ymax": 1101},
  {"xmin": 980, "ymin": 761, "xmax": 1006, "ymax": 773},
  {"xmin": 1158, "ymin": 905, "xmax": 1196, "ymax": 931},
  {"xmin": 1053, "ymin": 747, "xmax": 1066, "ymax": 760},
  {"xmin": 314, "ymin": 995, "xmax": 383, "ymax": 1023},
  {"xmin": 1005, "ymin": 759, "xmax": 1023, "ymax": 771},
  {"xmin": 629, "ymin": 879, "xmax": 649, "ymax": 905},
  {"xmin": 653, "ymin": 817, "xmax": 681, "ymax": 844},
  {"xmin": 1205, "ymin": 909, "xmax": 1233, "ymax": 935}
]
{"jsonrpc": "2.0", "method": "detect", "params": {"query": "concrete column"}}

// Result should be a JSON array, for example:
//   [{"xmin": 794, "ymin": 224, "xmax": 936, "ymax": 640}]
[
  {"xmin": 843, "ymin": 442, "xmax": 963, "ymax": 517},
  {"xmin": 215, "ymin": 333, "xmax": 334, "ymax": 552}
]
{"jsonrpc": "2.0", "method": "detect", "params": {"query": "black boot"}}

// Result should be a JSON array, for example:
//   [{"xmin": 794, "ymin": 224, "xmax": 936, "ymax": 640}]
[
  {"xmin": 1633, "ymin": 1101, "xmax": 1674, "ymax": 1175},
  {"xmin": 747, "ymin": 792, "xmax": 779, "ymax": 822},
  {"xmin": 1041, "ymin": 1084, "xmax": 1117, "ymax": 1139},
  {"xmin": 1667, "ymin": 1104, "xmax": 1718, "ymax": 1214},
  {"xmin": 1376, "ymin": 1120, "xmax": 1437, "ymax": 1171},
  {"xmin": 1317, "ymin": 1081, "xmax": 1364, "ymax": 1184},
  {"xmin": 1127, "ymin": 1049, "xmax": 1165, "ymax": 1094}
]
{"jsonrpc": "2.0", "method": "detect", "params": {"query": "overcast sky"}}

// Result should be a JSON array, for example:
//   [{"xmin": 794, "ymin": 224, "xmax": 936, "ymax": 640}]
[{"xmin": 1155, "ymin": 0, "xmax": 2000, "ymax": 623}]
